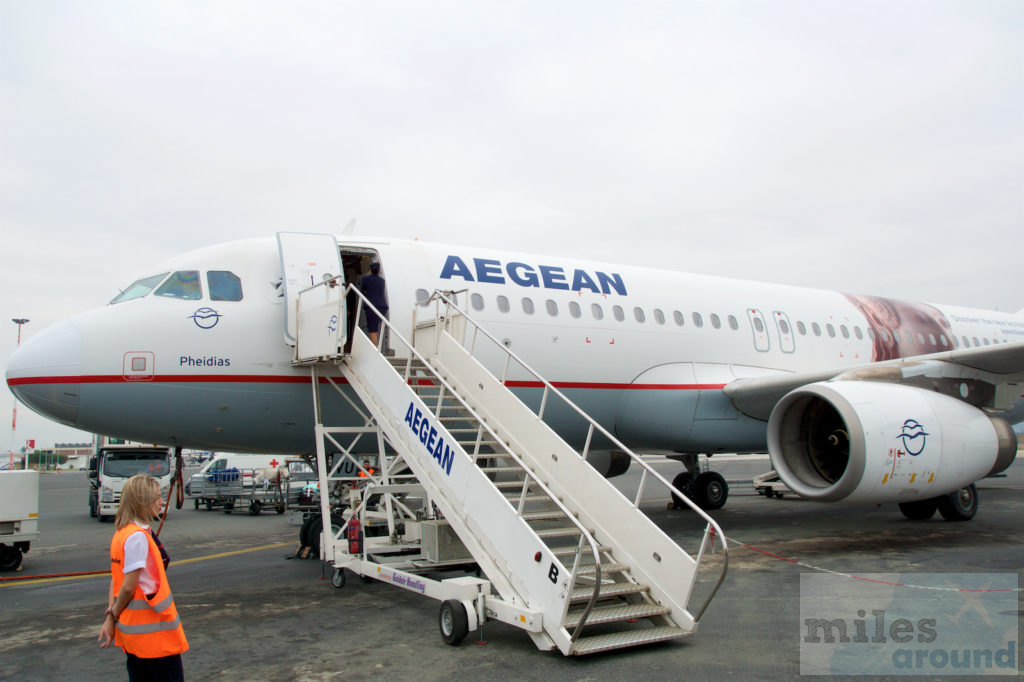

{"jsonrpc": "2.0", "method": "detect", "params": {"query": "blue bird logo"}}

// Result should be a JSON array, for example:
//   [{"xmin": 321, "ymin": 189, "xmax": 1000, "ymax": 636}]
[
  {"xmin": 897, "ymin": 419, "xmax": 929, "ymax": 456},
  {"xmin": 189, "ymin": 308, "xmax": 222, "ymax": 330}
]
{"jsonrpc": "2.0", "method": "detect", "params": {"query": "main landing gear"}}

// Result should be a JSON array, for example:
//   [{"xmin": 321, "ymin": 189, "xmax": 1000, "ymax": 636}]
[
  {"xmin": 669, "ymin": 454, "xmax": 728, "ymax": 511},
  {"xmin": 898, "ymin": 483, "xmax": 978, "ymax": 522}
]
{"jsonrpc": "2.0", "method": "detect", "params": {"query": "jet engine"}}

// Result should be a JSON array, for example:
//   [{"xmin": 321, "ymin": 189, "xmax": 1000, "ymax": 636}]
[{"xmin": 766, "ymin": 381, "xmax": 1017, "ymax": 504}]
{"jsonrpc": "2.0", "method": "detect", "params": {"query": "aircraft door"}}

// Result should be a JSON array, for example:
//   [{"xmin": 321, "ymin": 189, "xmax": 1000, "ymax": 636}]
[
  {"xmin": 772, "ymin": 311, "xmax": 796, "ymax": 353},
  {"xmin": 276, "ymin": 232, "xmax": 344, "ymax": 347},
  {"xmin": 747, "ymin": 308, "xmax": 771, "ymax": 352}
]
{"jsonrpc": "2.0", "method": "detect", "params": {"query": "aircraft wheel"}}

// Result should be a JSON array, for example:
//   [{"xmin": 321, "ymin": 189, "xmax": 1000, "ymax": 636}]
[
  {"xmin": 439, "ymin": 600, "xmax": 469, "ymax": 646},
  {"xmin": 898, "ymin": 499, "xmax": 939, "ymax": 520},
  {"xmin": 0, "ymin": 545, "xmax": 23, "ymax": 572},
  {"xmin": 331, "ymin": 567, "xmax": 345, "ymax": 589},
  {"xmin": 693, "ymin": 472, "xmax": 728, "ymax": 511},
  {"xmin": 670, "ymin": 472, "xmax": 694, "ymax": 510},
  {"xmin": 937, "ymin": 484, "xmax": 978, "ymax": 522},
  {"xmin": 299, "ymin": 516, "xmax": 316, "ymax": 548}
]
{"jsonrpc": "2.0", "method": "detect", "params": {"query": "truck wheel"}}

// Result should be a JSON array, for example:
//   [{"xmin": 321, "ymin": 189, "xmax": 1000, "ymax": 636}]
[
  {"xmin": 249, "ymin": 501, "xmax": 262, "ymax": 516},
  {"xmin": 0, "ymin": 545, "xmax": 23, "ymax": 572},
  {"xmin": 194, "ymin": 498, "xmax": 199, "ymax": 510},
  {"xmin": 439, "ymin": 600, "xmax": 469, "ymax": 645}
]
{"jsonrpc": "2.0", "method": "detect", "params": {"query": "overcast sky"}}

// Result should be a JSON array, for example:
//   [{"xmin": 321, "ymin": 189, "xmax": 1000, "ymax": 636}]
[{"xmin": 2, "ymin": 1, "xmax": 1022, "ymax": 449}]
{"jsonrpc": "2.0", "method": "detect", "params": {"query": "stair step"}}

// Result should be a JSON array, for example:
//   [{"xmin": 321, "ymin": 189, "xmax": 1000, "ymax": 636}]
[
  {"xmin": 550, "ymin": 545, "xmax": 611, "ymax": 557},
  {"xmin": 503, "ymin": 493, "xmax": 552, "ymax": 503},
  {"xmin": 494, "ymin": 480, "xmax": 530, "ymax": 490},
  {"xmin": 562, "ymin": 603, "xmax": 672, "ymax": 629},
  {"xmin": 570, "ymin": 581, "xmax": 647, "ymax": 602},
  {"xmin": 575, "ymin": 562, "xmax": 629, "ymax": 576},
  {"xmin": 479, "ymin": 466, "xmax": 524, "ymax": 474},
  {"xmin": 534, "ymin": 527, "xmax": 584, "ymax": 538},
  {"xmin": 522, "ymin": 511, "xmax": 566, "ymax": 521},
  {"xmin": 570, "ymin": 626, "xmax": 686, "ymax": 656}
]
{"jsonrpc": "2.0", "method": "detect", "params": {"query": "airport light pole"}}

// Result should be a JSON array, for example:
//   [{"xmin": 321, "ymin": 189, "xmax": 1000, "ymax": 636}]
[{"xmin": 11, "ymin": 319, "xmax": 29, "ymax": 469}]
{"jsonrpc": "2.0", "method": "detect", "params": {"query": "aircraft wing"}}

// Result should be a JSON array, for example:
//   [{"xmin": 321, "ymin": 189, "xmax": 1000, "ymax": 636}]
[{"xmin": 724, "ymin": 340, "xmax": 1024, "ymax": 421}]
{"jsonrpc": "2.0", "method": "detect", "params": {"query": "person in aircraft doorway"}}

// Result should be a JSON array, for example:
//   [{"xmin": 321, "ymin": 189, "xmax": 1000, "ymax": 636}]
[{"xmin": 359, "ymin": 262, "xmax": 389, "ymax": 347}]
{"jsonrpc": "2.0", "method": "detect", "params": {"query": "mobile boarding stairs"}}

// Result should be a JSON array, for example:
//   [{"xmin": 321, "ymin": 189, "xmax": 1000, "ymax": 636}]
[{"xmin": 293, "ymin": 283, "xmax": 728, "ymax": 656}]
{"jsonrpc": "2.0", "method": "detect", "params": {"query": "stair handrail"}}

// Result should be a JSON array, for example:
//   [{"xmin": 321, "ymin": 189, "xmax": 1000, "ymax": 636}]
[
  {"xmin": 426, "ymin": 289, "xmax": 729, "ymax": 621},
  {"xmin": 302, "ymin": 278, "xmax": 606, "ymax": 645}
]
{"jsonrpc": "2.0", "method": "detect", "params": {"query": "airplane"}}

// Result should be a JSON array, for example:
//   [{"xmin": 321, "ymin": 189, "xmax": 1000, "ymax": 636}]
[{"xmin": 6, "ymin": 232, "xmax": 1023, "ymax": 522}]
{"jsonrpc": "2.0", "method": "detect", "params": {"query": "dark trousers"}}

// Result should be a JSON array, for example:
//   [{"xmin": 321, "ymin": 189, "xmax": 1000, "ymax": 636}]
[{"xmin": 126, "ymin": 652, "xmax": 184, "ymax": 682}]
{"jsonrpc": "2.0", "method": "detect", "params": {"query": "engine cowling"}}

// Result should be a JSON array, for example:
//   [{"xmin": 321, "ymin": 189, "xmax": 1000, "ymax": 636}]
[{"xmin": 766, "ymin": 381, "xmax": 1017, "ymax": 504}]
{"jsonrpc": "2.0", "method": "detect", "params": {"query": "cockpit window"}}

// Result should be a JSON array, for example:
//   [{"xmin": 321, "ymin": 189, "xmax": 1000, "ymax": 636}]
[
  {"xmin": 208, "ymin": 271, "xmax": 243, "ymax": 301},
  {"xmin": 110, "ymin": 272, "xmax": 170, "ymax": 304},
  {"xmin": 155, "ymin": 271, "xmax": 202, "ymax": 300}
]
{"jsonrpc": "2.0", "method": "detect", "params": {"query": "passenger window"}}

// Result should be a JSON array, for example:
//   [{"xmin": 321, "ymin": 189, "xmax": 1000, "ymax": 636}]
[
  {"xmin": 778, "ymin": 319, "xmax": 789, "ymax": 335},
  {"xmin": 693, "ymin": 313, "xmax": 704, "ymax": 328},
  {"xmin": 840, "ymin": 325, "xmax": 849, "ymax": 339},
  {"xmin": 471, "ymin": 293, "xmax": 484, "ymax": 311},
  {"xmin": 591, "ymin": 303, "xmax": 604, "ymax": 320},
  {"xmin": 569, "ymin": 301, "xmax": 581, "ymax": 319},
  {"xmin": 673, "ymin": 311, "xmax": 685, "ymax": 326},
  {"xmin": 796, "ymin": 321, "xmax": 807, "ymax": 335},
  {"xmin": 917, "ymin": 332, "xmax": 925, "ymax": 345},
  {"xmin": 710, "ymin": 313, "xmax": 721, "ymax": 329},
  {"xmin": 728, "ymin": 315, "xmax": 738, "ymax": 330},
  {"xmin": 416, "ymin": 289, "xmax": 430, "ymax": 306},
  {"xmin": 634, "ymin": 307, "xmax": 646, "ymax": 323},
  {"xmin": 654, "ymin": 309, "xmax": 665, "ymax": 325},
  {"xmin": 880, "ymin": 329, "xmax": 889, "ymax": 342},
  {"xmin": 753, "ymin": 317, "xmax": 764, "ymax": 333},
  {"xmin": 866, "ymin": 328, "xmax": 875, "ymax": 339},
  {"xmin": 110, "ymin": 272, "xmax": 170, "ymax": 304},
  {"xmin": 208, "ymin": 271, "xmax": 243, "ymax": 301},
  {"xmin": 972, "ymin": 337, "xmax": 979, "ymax": 347},
  {"xmin": 983, "ymin": 338, "xmax": 990, "ymax": 346},
  {"xmin": 939, "ymin": 334, "xmax": 948, "ymax": 347},
  {"xmin": 613, "ymin": 306, "xmax": 625, "ymax": 322},
  {"xmin": 826, "ymin": 324, "xmax": 835, "ymax": 338},
  {"xmin": 928, "ymin": 333, "xmax": 936, "ymax": 346},
  {"xmin": 497, "ymin": 295, "xmax": 510, "ymax": 313},
  {"xmin": 546, "ymin": 300, "xmax": 558, "ymax": 316},
  {"xmin": 812, "ymin": 323, "xmax": 821, "ymax": 337},
  {"xmin": 893, "ymin": 330, "xmax": 901, "ymax": 342},
  {"xmin": 522, "ymin": 298, "xmax": 535, "ymax": 315},
  {"xmin": 854, "ymin": 326, "xmax": 863, "ymax": 340},
  {"xmin": 155, "ymin": 271, "xmax": 202, "ymax": 300}
]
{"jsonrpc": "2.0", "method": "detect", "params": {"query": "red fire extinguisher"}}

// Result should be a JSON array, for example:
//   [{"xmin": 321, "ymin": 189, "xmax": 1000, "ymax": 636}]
[{"xmin": 347, "ymin": 517, "xmax": 363, "ymax": 555}]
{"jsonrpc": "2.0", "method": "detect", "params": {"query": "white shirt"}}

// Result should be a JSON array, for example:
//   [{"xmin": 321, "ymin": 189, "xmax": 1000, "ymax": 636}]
[{"xmin": 122, "ymin": 522, "xmax": 160, "ymax": 596}]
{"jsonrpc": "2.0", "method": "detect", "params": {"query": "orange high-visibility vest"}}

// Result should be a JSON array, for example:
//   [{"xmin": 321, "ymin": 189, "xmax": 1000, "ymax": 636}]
[{"xmin": 110, "ymin": 523, "xmax": 188, "ymax": 658}]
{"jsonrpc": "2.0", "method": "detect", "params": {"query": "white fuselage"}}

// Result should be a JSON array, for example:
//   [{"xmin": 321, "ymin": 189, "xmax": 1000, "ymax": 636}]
[{"xmin": 7, "ymin": 236, "xmax": 1024, "ymax": 455}]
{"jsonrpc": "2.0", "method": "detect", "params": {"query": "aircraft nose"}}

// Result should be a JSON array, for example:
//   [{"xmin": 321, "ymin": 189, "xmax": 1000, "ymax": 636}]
[{"xmin": 6, "ymin": 320, "xmax": 82, "ymax": 427}]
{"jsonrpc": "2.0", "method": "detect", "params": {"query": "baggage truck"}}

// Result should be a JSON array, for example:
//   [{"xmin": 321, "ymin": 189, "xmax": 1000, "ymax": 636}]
[{"xmin": 0, "ymin": 470, "xmax": 39, "ymax": 571}]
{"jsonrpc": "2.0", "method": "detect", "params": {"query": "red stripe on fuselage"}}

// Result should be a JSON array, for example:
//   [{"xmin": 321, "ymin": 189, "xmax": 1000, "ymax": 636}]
[{"xmin": 7, "ymin": 375, "xmax": 726, "ymax": 391}]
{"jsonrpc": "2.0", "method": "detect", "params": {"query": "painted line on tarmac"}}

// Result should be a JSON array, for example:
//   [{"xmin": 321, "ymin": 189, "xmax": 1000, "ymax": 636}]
[{"xmin": 0, "ymin": 542, "xmax": 294, "ymax": 588}]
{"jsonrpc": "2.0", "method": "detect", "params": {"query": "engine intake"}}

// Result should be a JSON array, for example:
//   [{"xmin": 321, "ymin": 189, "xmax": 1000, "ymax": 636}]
[{"xmin": 767, "ymin": 381, "xmax": 1016, "ymax": 504}]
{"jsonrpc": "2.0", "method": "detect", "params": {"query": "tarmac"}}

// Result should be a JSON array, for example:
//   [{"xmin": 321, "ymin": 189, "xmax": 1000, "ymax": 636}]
[{"xmin": 1, "ymin": 455, "xmax": 1021, "ymax": 681}]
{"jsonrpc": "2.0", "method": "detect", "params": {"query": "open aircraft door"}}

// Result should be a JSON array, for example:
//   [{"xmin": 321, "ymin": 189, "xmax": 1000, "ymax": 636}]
[{"xmin": 277, "ymin": 232, "xmax": 344, "ymax": 348}]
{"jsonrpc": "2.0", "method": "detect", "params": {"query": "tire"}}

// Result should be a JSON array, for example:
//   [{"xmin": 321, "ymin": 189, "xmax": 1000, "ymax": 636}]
[
  {"xmin": 937, "ymin": 484, "xmax": 978, "ymax": 522},
  {"xmin": 0, "ymin": 545, "xmax": 22, "ymax": 572},
  {"xmin": 898, "ymin": 499, "xmax": 939, "ymax": 520},
  {"xmin": 331, "ymin": 567, "xmax": 345, "ymax": 589},
  {"xmin": 299, "ymin": 516, "xmax": 316, "ymax": 548},
  {"xmin": 307, "ymin": 518, "xmax": 324, "ymax": 555},
  {"xmin": 249, "ymin": 501, "xmax": 262, "ymax": 516},
  {"xmin": 89, "ymin": 496, "xmax": 97, "ymax": 518},
  {"xmin": 205, "ymin": 500, "xmax": 214, "ymax": 511},
  {"xmin": 670, "ymin": 472, "xmax": 694, "ymax": 510},
  {"xmin": 693, "ymin": 472, "xmax": 728, "ymax": 510},
  {"xmin": 439, "ymin": 600, "xmax": 469, "ymax": 646},
  {"xmin": 193, "ymin": 498, "xmax": 199, "ymax": 510},
  {"xmin": 275, "ymin": 504, "xmax": 285, "ymax": 514}
]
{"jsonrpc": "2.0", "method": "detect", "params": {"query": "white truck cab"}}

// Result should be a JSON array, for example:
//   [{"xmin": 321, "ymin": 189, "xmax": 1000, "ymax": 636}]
[{"xmin": 88, "ymin": 437, "xmax": 174, "ymax": 521}]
